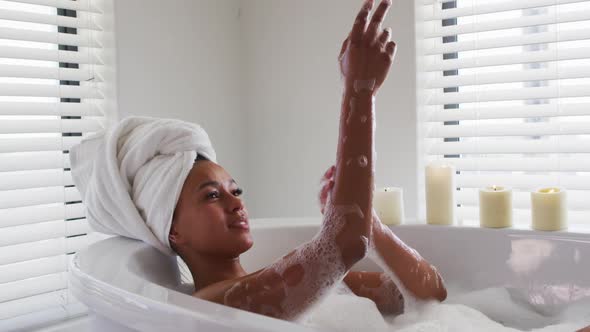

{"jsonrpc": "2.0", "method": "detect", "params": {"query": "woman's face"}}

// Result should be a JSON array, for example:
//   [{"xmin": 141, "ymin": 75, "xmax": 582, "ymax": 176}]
[{"xmin": 170, "ymin": 160, "xmax": 253, "ymax": 258}]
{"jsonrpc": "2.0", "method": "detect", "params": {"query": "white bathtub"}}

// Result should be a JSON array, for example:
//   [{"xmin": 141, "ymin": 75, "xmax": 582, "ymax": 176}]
[{"xmin": 69, "ymin": 218, "xmax": 590, "ymax": 331}]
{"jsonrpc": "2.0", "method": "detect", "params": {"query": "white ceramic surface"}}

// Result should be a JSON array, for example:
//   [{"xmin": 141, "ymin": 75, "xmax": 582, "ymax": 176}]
[{"xmin": 69, "ymin": 219, "xmax": 590, "ymax": 331}]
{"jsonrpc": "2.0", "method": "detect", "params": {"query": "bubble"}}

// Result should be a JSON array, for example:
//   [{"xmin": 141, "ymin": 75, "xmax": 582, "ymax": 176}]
[
  {"xmin": 346, "ymin": 158, "xmax": 353, "ymax": 167},
  {"xmin": 360, "ymin": 115, "xmax": 368, "ymax": 123},
  {"xmin": 358, "ymin": 155, "xmax": 368, "ymax": 168}
]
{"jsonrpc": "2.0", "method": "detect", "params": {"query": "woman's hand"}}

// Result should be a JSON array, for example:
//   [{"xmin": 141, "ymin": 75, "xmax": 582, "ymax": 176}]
[{"xmin": 339, "ymin": 0, "xmax": 396, "ymax": 95}]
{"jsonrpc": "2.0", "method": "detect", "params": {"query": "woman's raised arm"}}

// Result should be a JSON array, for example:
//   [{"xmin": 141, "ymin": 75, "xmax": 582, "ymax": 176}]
[{"xmin": 195, "ymin": 0, "xmax": 396, "ymax": 320}]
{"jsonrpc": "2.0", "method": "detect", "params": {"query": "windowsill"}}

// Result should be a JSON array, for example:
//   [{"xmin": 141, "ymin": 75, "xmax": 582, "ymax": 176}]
[
  {"xmin": 402, "ymin": 219, "xmax": 590, "ymax": 235},
  {"xmin": 251, "ymin": 217, "xmax": 590, "ymax": 235}
]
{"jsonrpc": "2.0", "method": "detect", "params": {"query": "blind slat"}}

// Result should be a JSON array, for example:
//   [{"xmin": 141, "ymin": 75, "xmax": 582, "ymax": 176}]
[
  {"xmin": 0, "ymin": 254, "xmax": 67, "ymax": 284},
  {"xmin": 435, "ymin": 157, "xmax": 590, "ymax": 172},
  {"xmin": 0, "ymin": 27, "xmax": 100, "ymax": 48},
  {"xmin": 0, "ymin": 289, "xmax": 67, "ymax": 320},
  {"xmin": 0, "ymin": 151, "xmax": 69, "ymax": 172},
  {"xmin": 0, "ymin": 272, "xmax": 67, "ymax": 304},
  {"xmin": 425, "ymin": 47, "xmax": 590, "ymax": 72},
  {"xmin": 0, "ymin": 46, "xmax": 102, "ymax": 64},
  {"xmin": 0, "ymin": 186, "xmax": 81, "ymax": 209},
  {"xmin": 0, "ymin": 102, "xmax": 103, "ymax": 117},
  {"xmin": 0, "ymin": 203, "xmax": 84, "ymax": 228},
  {"xmin": 0, "ymin": 136, "xmax": 84, "ymax": 153},
  {"xmin": 0, "ymin": 83, "xmax": 102, "ymax": 99},
  {"xmin": 5, "ymin": 0, "xmax": 102, "ymax": 13},
  {"xmin": 428, "ymin": 121, "xmax": 590, "ymax": 138},
  {"xmin": 428, "ymin": 138, "xmax": 590, "ymax": 155},
  {"xmin": 426, "ymin": 65, "xmax": 590, "ymax": 89},
  {"xmin": 427, "ymin": 103, "xmax": 590, "ymax": 122},
  {"xmin": 425, "ymin": 28, "xmax": 590, "ymax": 56},
  {"xmin": 0, "ymin": 64, "xmax": 102, "ymax": 82},
  {"xmin": 0, "ymin": 236, "xmax": 90, "ymax": 266},
  {"xmin": 0, "ymin": 219, "xmax": 90, "ymax": 247},
  {"xmin": 0, "ymin": 169, "xmax": 74, "ymax": 191},
  {"xmin": 0, "ymin": 118, "xmax": 103, "ymax": 134},
  {"xmin": 0, "ymin": 9, "xmax": 102, "ymax": 31},
  {"xmin": 0, "ymin": 300, "xmax": 86, "ymax": 330},
  {"xmin": 424, "ymin": 9, "xmax": 590, "ymax": 39},
  {"xmin": 419, "ymin": 0, "xmax": 589, "ymax": 21},
  {"xmin": 428, "ymin": 84, "xmax": 590, "ymax": 105}
]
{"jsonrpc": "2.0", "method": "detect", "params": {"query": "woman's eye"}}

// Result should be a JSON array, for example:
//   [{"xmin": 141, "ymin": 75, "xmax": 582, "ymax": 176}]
[
  {"xmin": 207, "ymin": 191, "xmax": 219, "ymax": 199},
  {"xmin": 233, "ymin": 188, "xmax": 243, "ymax": 196}
]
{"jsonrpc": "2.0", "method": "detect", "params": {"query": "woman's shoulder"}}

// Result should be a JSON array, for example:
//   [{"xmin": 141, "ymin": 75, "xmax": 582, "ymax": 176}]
[{"xmin": 192, "ymin": 269, "xmax": 265, "ymax": 303}]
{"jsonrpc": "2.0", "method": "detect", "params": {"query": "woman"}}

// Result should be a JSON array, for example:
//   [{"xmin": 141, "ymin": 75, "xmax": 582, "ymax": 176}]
[{"xmin": 168, "ymin": 0, "xmax": 446, "ymax": 320}]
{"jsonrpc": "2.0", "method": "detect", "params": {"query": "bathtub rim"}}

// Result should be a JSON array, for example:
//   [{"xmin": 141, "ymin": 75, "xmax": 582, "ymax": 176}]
[
  {"xmin": 70, "ymin": 219, "xmax": 590, "ymax": 331},
  {"xmin": 69, "ymin": 235, "xmax": 322, "ymax": 332}
]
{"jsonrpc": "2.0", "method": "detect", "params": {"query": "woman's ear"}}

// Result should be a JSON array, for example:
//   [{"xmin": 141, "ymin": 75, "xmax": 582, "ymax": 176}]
[{"xmin": 169, "ymin": 222, "xmax": 181, "ymax": 247}]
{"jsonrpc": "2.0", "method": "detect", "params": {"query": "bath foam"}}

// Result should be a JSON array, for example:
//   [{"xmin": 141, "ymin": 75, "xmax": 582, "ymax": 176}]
[
  {"xmin": 300, "ymin": 286, "xmax": 590, "ymax": 332},
  {"xmin": 277, "ymin": 198, "xmax": 369, "ymax": 321},
  {"xmin": 303, "ymin": 293, "xmax": 390, "ymax": 332},
  {"xmin": 225, "ymin": 196, "xmax": 369, "ymax": 321},
  {"xmin": 366, "ymin": 218, "xmax": 433, "ymax": 313},
  {"xmin": 357, "ymin": 155, "xmax": 368, "ymax": 168},
  {"xmin": 356, "ymin": 272, "xmax": 404, "ymax": 315}
]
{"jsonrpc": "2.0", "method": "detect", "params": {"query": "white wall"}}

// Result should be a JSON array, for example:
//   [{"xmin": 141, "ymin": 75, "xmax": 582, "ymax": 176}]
[
  {"xmin": 113, "ymin": 0, "xmax": 248, "ymax": 189},
  {"xmin": 240, "ymin": 0, "xmax": 417, "ymax": 219},
  {"xmin": 114, "ymin": 0, "xmax": 417, "ymax": 219}
]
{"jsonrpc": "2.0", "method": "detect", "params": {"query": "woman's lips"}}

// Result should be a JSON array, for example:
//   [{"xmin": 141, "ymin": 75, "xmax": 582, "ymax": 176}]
[{"xmin": 229, "ymin": 218, "xmax": 249, "ymax": 230}]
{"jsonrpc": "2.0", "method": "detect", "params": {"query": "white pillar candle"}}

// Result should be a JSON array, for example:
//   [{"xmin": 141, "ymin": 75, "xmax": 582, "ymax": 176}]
[
  {"xmin": 425, "ymin": 162, "xmax": 456, "ymax": 225},
  {"xmin": 531, "ymin": 187, "xmax": 568, "ymax": 231},
  {"xmin": 373, "ymin": 187, "xmax": 404, "ymax": 225},
  {"xmin": 479, "ymin": 186, "xmax": 512, "ymax": 228}
]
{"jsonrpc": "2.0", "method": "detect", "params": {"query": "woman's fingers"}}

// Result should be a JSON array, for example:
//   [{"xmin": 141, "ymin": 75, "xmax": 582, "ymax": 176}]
[
  {"xmin": 350, "ymin": 0, "xmax": 373, "ymax": 46},
  {"xmin": 385, "ymin": 40, "xmax": 397, "ymax": 59},
  {"xmin": 376, "ymin": 28, "xmax": 391, "ymax": 51},
  {"xmin": 339, "ymin": 36, "xmax": 350, "ymax": 60},
  {"xmin": 321, "ymin": 165, "xmax": 336, "ymax": 183},
  {"xmin": 365, "ymin": 0, "xmax": 392, "ymax": 46},
  {"xmin": 327, "ymin": 165, "xmax": 336, "ymax": 179}
]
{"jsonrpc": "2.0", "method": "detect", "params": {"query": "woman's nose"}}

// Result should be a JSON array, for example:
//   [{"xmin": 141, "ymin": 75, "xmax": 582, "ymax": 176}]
[{"xmin": 228, "ymin": 193, "xmax": 245, "ymax": 213}]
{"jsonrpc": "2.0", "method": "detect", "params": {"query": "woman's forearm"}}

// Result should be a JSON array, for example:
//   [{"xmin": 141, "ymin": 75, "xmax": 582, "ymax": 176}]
[
  {"xmin": 328, "ymin": 85, "xmax": 376, "ymax": 269},
  {"xmin": 333, "ymin": 86, "xmax": 375, "ymax": 212},
  {"xmin": 371, "ymin": 216, "xmax": 447, "ymax": 301}
]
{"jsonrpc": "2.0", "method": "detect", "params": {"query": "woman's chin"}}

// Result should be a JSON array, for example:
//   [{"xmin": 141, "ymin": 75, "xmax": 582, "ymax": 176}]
[{"xmin": 228, "ymin": 231, "xmax": 254, "ymax": 253}]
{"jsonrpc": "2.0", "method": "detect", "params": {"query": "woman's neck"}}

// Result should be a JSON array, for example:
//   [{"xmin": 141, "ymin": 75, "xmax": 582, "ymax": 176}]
[{"xmin": 182, "ymin": 251, "xmax": 248, "ymax": 291}]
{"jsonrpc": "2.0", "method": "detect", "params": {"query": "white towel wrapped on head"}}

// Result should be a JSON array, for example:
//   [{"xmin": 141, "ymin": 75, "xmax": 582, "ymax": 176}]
[{"xmin": 69, "ymin": 116, "xmax": 217, "ymax": 256}]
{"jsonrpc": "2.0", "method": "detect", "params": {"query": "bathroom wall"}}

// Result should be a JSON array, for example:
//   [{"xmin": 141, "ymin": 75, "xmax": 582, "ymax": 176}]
[
  {"xmin": 240, "ymin": 0, "xmax": 418, "ymax": 219},
  {"xmin": 114, "ymin": 0, "xmax": 417, "ymax": 219},
  {"xmin": 113, "ymin": 0, "xmax": 249, "ymax": 190}
]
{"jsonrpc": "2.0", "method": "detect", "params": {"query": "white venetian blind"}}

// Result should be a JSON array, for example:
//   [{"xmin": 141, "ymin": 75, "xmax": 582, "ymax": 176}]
[
  {"xmin": 416, "ymin": 0, "xmax": 590, "ymax": 227},
  {"xmin": 0, "ymin": 0, "xmax": 109, "ymax": 329}
]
